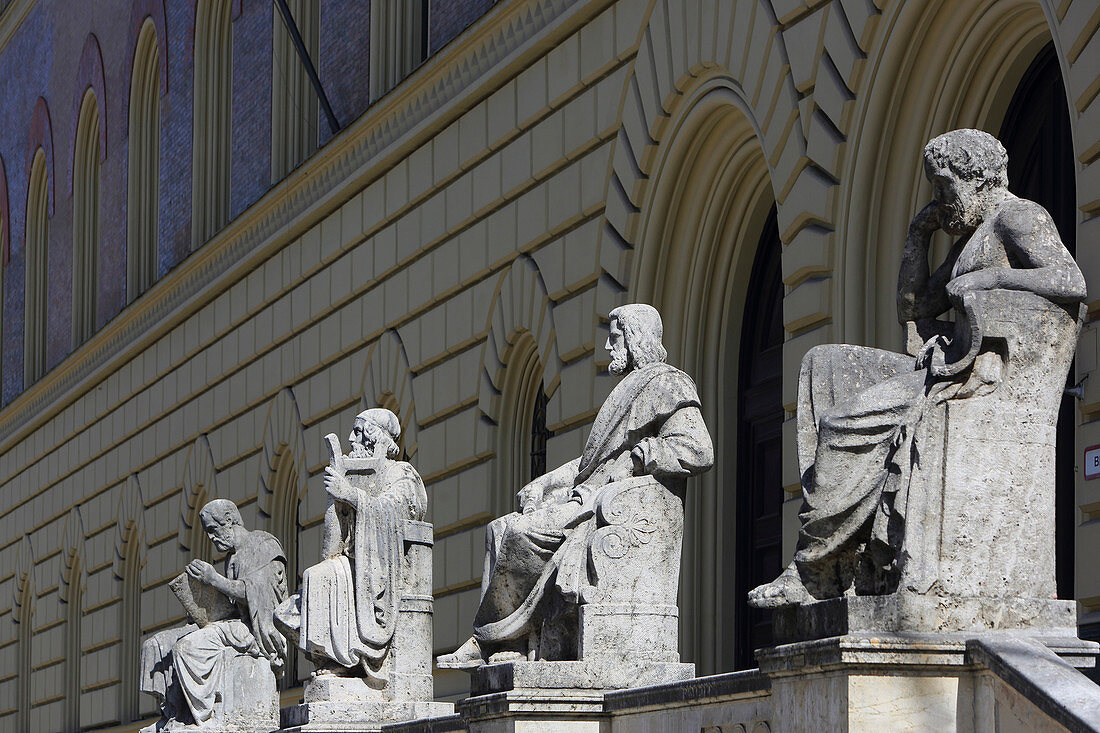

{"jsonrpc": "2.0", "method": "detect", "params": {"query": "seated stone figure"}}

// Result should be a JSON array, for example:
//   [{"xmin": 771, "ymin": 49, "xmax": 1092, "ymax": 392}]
[
  {"xmin": 140, "ymin": 500, "xmax": 287, "ymax": 731},
  {"xmin": 438, "ymin": 304, "xmax": 714, "ymax": 669},
  {"xmin": 275, "ymin": 408, "xmax": 427, "ymax": 681},
  {"xmin": 749, "ymin": 129, "xmax": 1087, "ymax": 614}
]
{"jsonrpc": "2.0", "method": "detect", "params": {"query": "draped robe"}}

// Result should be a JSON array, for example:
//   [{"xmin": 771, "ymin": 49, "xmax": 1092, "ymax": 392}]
[
  {"xmin": 288, "ymin": 459, "xmax": 427, "ymax": 673},
  {"xmin": 473, "ymin": 361, "xmax": 713, "ymax": 646},
  {"xmin": 139, "ymin": 531, "xmax": 287, "ymax": 725}
]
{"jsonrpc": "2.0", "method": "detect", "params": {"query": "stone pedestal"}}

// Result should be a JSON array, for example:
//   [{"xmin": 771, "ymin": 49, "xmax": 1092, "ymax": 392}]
[
  {"xmin": 758, "ymin": 597, "xmax": 1097, "ymax": 732},
  {"xmin": 281, "ymin": 676, "xmax": 454, "ymax": 732},
  {"xmin": 773, "ymin": 594, "xmax": 1082, "ymax": 644},
  {"xmin": 459, "ymin": 659, "xmax": 693, "ymax": 732},
  {"xmin": 280, "ymin": 520, "xmax": 454, "ymax": 732}
]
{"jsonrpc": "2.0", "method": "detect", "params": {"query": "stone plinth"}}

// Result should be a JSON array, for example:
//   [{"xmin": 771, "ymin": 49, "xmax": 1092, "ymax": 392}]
[
  {"xmin": 773, "ymin": 594, "xmax": 1082, "ymax": 645},
  {"xmin": 281, "ymin": 676, "xmax": 454, "ymax": 733},
  {"xmin": 757, "ymin": 632, "xmax": 1098, "ymax": 732},
  {"xmin": 471, "ymin": 659, "xmax": 695, "ymax": 697}
]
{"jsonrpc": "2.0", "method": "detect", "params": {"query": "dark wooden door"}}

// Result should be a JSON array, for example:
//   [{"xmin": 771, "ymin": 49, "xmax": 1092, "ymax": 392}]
[
  {"xmin": 734, "ymin": 204, "xmax": 785, "ymax": 669},
  {"xmin": 998, "ymin": 42, "xmax": 1077, "ymax": 604}
]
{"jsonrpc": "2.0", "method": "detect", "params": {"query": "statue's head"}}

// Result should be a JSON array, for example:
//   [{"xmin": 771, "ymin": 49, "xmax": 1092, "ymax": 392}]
[
  {"xmin": 349, "ymin": 407, "xmax": 402, "ymax": 459},
  {"xmin": 198, "ymin": 499, "xmax": 244, "ymax": 553},
  {"xmin": 922, "ymin": 129, "xmax": 1009, "ymax": 235},
  {"xmin": 607, "ymin": 304, "xmax": 667, "ymax": 375}
]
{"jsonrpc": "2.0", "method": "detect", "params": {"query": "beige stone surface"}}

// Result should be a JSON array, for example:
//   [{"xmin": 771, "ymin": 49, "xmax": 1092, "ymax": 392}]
[{"xmin": 2, "ymin": 0, "xmax": 1100, "ymax": 728}]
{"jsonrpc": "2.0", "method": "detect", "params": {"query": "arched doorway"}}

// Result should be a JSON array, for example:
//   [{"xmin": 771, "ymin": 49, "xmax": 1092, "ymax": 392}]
[
  {"xmin": 997, "ymin": 41, "xmax": 1080, "ymax": 639},
  {"xmin": 733, "ymin": 205, "xmax": 784, "ymax": 669}
]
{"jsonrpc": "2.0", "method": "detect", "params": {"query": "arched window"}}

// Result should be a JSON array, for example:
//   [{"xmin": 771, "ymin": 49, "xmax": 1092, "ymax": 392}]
[
  {"xmin": 269, "ymin": 448, "xmax": 301, "ymax": 688},
  {"xmin": 24, "ymin": 148, "xmax": 49, "ymax": 384},
  {"xmin": 192, "ymin": 0, "xmax": 233, "ymax": 248},
  {"xmin": 495, "ymin": 333, "xmax": 548, "ymax": 514},
  {"xmin": 63, "ymin": 556, "xmax": 83, "ymax": 731},
  {"xmin": 72, "ymin": 89, "xmax": 100, "ymax": 346},
  {"xmin": 15, "ymin": 571, "xmax": 33, "ymax": 731},
  {"xmin": 118, "ymin": 526, "xmax": 143, "ymax": 721},
  {"xmin": 128, "ymin": 18, "xmax": 161, "ymax": 301},
  {"xmin": 733, "ymin": 204, "xmax": 784, "ymax": 670},
  {"xmin": 271, "ymin": 0, "xmax": 318, "ymax": 180},
  {"xmin": 369, "ymin": 0, "xmax": 428, "ymax": 101}
]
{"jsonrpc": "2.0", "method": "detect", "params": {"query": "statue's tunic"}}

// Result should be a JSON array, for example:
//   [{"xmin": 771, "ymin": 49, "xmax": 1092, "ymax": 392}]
[
  {"xmin": 295, "ymin": 459, "xmax": 427, "ymax": 671},
  {"xmin": 139, "ymin": 531, "xmax": 287, "ymax": 724},
  {"xmin": 474, "ymin": 362, "xmax": 713, "ymax": 645}
]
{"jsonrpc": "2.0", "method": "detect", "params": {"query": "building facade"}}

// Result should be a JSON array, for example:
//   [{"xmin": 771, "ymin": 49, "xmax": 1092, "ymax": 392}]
[{"xmin": 0, "ymin": 0, "xmax": 1097, "ymax": 730}]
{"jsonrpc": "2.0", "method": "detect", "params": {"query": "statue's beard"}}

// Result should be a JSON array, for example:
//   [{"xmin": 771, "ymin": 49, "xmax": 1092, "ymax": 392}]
[
  {"xmin": 609, "ymin": 346, "xmax": 631, "ymax": 376},
  {"xmin": 349, "ymin": 439, "xmax": 377, "ymax": 458},
  {"xmin": 939, "ymin": 193, "xmax": 983, "ymax": 236}
]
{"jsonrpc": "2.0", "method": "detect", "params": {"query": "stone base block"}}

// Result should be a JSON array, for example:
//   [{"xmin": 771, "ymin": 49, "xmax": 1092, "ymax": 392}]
[
  {"xmin": 579, "ymin": 602, "xmax": 679, "ymax": 662},
  {"xmin": 280, "ymin": 700, "xmax": 455, "ymax": 732},
  {"xmin": 773, "ymin": 593, "xmax": 1079, "ymax": 645},
  {"xmin": 471, "ymin": 659, "xmax": 694, "ymax": 696}
]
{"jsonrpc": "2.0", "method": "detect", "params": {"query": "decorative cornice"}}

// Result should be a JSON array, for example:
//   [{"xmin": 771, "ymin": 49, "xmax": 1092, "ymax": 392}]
[{"xmin": 0, "ymin": 0, "xmax": 611, "ymax": 450}]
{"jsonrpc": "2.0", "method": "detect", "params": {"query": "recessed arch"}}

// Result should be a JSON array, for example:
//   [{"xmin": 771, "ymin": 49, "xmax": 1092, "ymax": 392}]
[
  {"xmin": 24, "ymin": 147, "xmax": 50, "ymax": 384},
  {"xmin": 67, "ymin": 33, "xmax": 108, "ymax": 197},
  {"xmin": 115, "ymin": 474, "xmax": 146, "ymax": 722},
  {"xmin": 60, "ymin": 506, "xmax": 86, "ymax": 731},
  {"xmin": 473, "ymin": 256, "xmax": 562, "ymax": 479},
  {"xmin": 839, "ymin": 0, "xmax": 1052, "ymax": 349},
  {"xmin": 360, "ymin": 330, "xmax": 419, "ymax": 458},
  {"xmin": 628, "ymin": 73, "xmax": 778, "ymax": 674},
  {"xmin": 72, "ymin": 88, "xmax": 101, "ymax": 346},
  {"xmin": 180, "ymin": 434, "xmax": 218, "ymax": 560},
  {"xmin": 128, "ymin": 16, "xmax": 163, "ymax": 301},
  {"xmin": 192, "ymin": 0, "xmax": 233, "ymax": 248},
  {"xmin": 13, "ymin": 535, "xmax": 35, "ymax": 732}
]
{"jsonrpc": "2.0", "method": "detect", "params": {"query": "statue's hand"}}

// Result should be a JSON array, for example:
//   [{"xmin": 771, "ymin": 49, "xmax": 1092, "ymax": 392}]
[
  {"xmin": 916, "ymin": 335, "xmax": 950, "ymax": 370},
  {"xmin": 186, "ymin": 559, "xmax": 218, "ymax": 586},
  {"xmin": 517, "ymin": 481, "xmax": 542, "ymax": 514},
  {"xmin": 946, "ymin": 269, "xmax": 998, "ymax": 301},
  {"xmin": 909, "ymin": 202, "xmax": 942, "ymax": 236},
  {"xmin": 324, "ymin": 466, "xmax": 357, "ymax": 503}
]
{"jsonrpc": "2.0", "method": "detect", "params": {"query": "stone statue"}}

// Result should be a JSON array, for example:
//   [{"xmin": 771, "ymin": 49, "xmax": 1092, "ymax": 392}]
[
  {"xmin": 139, "ymin": 499, "xmax": 287, "ymax": 732},
  {"xmin": 749, "ymin": 129, "xmax": 1087, "ymax": 629},
  {"xmin": 275, "ymin": 408, "xmax": 452, "ymax": 729},
  {"xmin": 438, "ymin": 303, "xmax": 713, "ymax": 681}
]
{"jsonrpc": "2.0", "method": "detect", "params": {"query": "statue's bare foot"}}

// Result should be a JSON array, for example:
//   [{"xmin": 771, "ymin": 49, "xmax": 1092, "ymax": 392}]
[
  {"xmin": 747, "ymin": 564, "xmax": 810, "ymax": 608},
  {"xmin": 436, "ymin": 636, "xmax": 484, "ymax": 670},
  {"xmin": 487, "ymin": 650, "xmax": 525, "ymax": 663}
]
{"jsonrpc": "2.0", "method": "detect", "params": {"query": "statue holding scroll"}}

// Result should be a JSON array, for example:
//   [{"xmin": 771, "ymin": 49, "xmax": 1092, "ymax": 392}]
[
  {"xmin": 438, "ymin": 304, "xmax": 714, "ymax": 673},
  {"xmin": 749, "ymin": 129, "xmax": 1087, "ymax": 620},
  {"xmin": 139, "ymin": 500, "xmax": 287, "ymax": 731}
]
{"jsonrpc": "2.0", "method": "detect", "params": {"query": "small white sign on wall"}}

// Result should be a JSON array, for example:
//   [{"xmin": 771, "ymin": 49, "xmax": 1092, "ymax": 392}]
[{"xmin": 1085, "ymin": 444, "xmax": 1100, "ymax": 480}]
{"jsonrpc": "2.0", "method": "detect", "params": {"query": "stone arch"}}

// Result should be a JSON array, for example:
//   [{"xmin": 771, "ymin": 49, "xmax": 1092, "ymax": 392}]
[
  {"xmin": 60, "ymin": 506, "xmax": 85, "ymax": 730},
  {"xmin": 114, "ymin": 473, "xmax": 146, "ymax": 578},
  {"xmin": 114, "ymin": 474, "xmax": 145, "ymax": 722},
  {"xmin": 597, "ymin": 0, "xmax": 830, "ymax": 674},
  {"xmin": 360, "ymin": 330, "xmax": 419, "ymax": 458},
  {"xmin": 473, "ymin": 256, "xmax": 562, "ymax": 483},
  {"xmin": 60, "ymin": 506, "xmax": 87, "ymax": 599},
  {"xmin": 180, "ymin": 434, "xmax": 218, "ymax": 559},
  {"xmin": 0, "ymin": 154, "xmax": 9, "ymax": 265},
  {"xmin": 127, "ymin": 0, "xmax": 169, "ymax": 101},
  {"xmin": 26, "ymin": 97, "xmax": 55, "ymax": 219},
  {"xmin": 258, "ymin": 387, "xmax": 308, "ymax": 518},
  {"xmin": 12, "ymin": 535, "xmax": 34, "ymax": 732},
  {"xmin": 838, "ymin": 0, "xmax": 1053, "ymax": 348},
  {"xmin": 67, "ymin": 33, "xmax": 108, "ymax": 198},
  {"xmin": 628, "ymin": 72, "xmax": 781, "ymax": 673}
]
